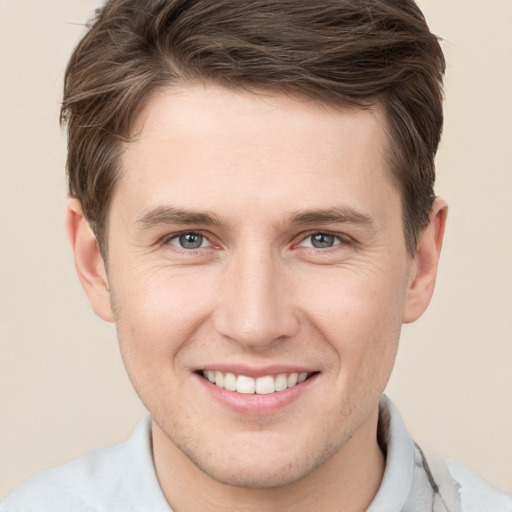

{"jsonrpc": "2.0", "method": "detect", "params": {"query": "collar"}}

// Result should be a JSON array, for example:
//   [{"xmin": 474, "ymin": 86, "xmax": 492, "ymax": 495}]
[{"xmin": 367, "ymin": 395, "xmax": 416, "ymax": 512}]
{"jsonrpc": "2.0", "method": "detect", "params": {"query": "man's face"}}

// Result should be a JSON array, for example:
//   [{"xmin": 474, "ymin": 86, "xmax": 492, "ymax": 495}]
[{"xmin": 103, "ymin": 84, "xmax": 417, "ymax": 487}]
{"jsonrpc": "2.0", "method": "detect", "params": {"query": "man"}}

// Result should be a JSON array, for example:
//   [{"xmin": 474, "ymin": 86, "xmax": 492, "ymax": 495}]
[{"xmin": 1, "ymin": 0, "xmax": 510, "ymax": 511}]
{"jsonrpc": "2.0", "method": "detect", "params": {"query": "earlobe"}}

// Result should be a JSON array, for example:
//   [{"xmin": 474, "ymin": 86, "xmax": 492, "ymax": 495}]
[
  {"xmin": 402, "ymin": 198, "xmax": 448, "ymax": 324},
  {"xmin": 66, "ymin": 199, "xmax": 115, "ymax": 323}
]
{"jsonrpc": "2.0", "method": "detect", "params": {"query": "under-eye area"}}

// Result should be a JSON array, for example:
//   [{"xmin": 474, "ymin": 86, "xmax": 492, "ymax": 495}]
[{"xmin": 198, "ymin": 370, "xmax": 320, "ymax": 395}]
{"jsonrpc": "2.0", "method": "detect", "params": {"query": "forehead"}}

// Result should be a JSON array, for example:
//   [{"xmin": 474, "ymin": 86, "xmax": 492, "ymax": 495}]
[
  {"xmin": 128, "ymin": 84, "xmax": 389, "ymax": 159},
  {"xmin": 115, "ymin": 84, "xmax": 398, "ymax": 227}
]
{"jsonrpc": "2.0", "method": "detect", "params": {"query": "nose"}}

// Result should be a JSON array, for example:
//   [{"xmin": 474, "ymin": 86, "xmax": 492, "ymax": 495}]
[{"xmin": 213, "ymin": 245, "xmax": 300, "ymax": 350}]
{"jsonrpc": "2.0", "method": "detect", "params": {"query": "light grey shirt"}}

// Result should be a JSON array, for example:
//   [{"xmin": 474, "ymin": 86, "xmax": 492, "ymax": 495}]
[{"xmin": 2, "ymin": 396, "xmax": 510, "ymax": 511}]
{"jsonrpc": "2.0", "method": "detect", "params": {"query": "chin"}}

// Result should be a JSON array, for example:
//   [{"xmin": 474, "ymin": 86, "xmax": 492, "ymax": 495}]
[
  {"xmin": 174, "ymin": 431, "xmax": 339, "ymax": 490},
  {"xmin": 192, "ymin": 454, "xmax": 319, "ymax": 489}
]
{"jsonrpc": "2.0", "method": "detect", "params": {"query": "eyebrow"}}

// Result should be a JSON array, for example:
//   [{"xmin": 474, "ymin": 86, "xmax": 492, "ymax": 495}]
[
  {"xmin": 136, "ymin": 206, "xmax": 223, "ymax": 228},
  {"xmin": 135, "ymin": 204, "xmax": 375, "ymax": 230},
  {"xmin": 288, "ymin": 206, "xmax": 375, "ymax": 227}
]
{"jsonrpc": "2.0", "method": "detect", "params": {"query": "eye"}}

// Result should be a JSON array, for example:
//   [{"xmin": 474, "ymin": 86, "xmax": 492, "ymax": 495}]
[
  {"xmin": 300, "ymin": 232, "xmax": 342, "ymax": 249},
  {"xmin": 169, "ymin": 232, "xmax": 211, "ymax": 250}
]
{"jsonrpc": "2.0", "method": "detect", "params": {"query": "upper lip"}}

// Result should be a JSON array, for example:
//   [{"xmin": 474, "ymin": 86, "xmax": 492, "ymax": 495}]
[{"xmin": 197, "ymin": 364, "xmax": 318, "ymax": 378}]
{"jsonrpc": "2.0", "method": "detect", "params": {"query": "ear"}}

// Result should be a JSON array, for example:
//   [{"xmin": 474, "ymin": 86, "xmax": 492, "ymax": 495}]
[
  {"xmin": 66, "ymin": 199, "xmax": 114, "ymax": 323},
  {"xmin": 402, "ymin": 198, "xmax": 448, "ymax": 324}
]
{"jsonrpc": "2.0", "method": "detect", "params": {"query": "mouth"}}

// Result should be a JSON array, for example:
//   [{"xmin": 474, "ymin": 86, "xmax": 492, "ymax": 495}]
[{"xmin": 199, "ymin": 370, "xmax": 318, "ymax": 395}]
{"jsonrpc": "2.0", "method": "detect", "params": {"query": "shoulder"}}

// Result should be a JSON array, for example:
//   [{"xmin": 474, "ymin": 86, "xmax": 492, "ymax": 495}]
[
  {"xmin": 447, "ymin": 460, "xmax": 512, "ymax": 512},
  {"xmin": 377, "ymin": 397, "xmax": 511, "ymax": 512},
  {"xmin": 0, "ymin": 416, "xmax": 168, "ymax": 512},
  {"xmin": 0, "ymin": 442, "xmax": 131, "ymax": 512}
]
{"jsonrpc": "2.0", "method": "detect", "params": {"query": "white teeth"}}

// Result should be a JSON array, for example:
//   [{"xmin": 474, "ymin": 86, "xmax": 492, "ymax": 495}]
[
  {"xmin": 215, "ymin": 371, "xmax": 224, "ymax": 388},
  {"xmin": 297, "ymin": 372, "xmax": 308, "ymax": 383},
  {"xmin": 236, "ymin": 375, "xmax": 256, "ymax": 394},
  {"xmin": 224, "ymin": 372, "xmax": 237, "ymax": 391},
  {"xmin": 287, "ymin": 373, "xmax": 298, "ymax": 387},
  {"xmin": 202, "ymin": 370, "xmax": 313, "ymax": 394},
  {"xmin": 275, "ymin": 373, "xmax": 288, "ymax": 392},
  {"xmin": 255, "ymin": 376, "xmax": 275, "ymax": 394}
]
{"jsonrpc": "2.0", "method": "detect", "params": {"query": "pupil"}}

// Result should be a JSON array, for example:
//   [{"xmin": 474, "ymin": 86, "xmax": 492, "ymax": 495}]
[
  {"xmin": 312, "ymin": 233, "xmax": 334, "ymax": 248},
  {"xmin": 179, "ymin": 233, "xmax": 203, "ymax": 249}
]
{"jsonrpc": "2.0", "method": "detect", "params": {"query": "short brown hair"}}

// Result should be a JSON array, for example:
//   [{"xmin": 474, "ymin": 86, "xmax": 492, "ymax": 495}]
[{"xmin": 61, "ymin": 0, "xmax": 445, "ymax": 256}]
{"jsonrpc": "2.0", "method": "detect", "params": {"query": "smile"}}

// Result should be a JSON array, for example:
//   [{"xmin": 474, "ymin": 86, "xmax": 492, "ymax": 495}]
[{"xmin": 201, "ymin": 370, "xmax": 313, "ymax": 394}]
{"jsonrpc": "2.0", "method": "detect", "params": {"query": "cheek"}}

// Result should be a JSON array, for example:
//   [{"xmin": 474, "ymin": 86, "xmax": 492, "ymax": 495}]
[
  {"xmin": 299, "ymin": 263, "xmax": 406, "ymax": 376},
  {"xmin": 110, "ymin": 270, "xmax": 219, "ymax": 414},
  {"xmin": 110, "ymin": 268, "xmax": 216, "ymax": 367}
]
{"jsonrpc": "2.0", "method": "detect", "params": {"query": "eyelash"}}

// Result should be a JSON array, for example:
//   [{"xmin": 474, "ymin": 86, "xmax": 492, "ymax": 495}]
[
  {"xmin": 160, "ymin": 230, "xmax": 352, "ymax": 253},
  {"xmin": 161, "ymin": 231, "xmax": 212, "ymax": 251},
  {"xmin": 295, "ymin": 230, "xmax": 353, "ymax": 251}
]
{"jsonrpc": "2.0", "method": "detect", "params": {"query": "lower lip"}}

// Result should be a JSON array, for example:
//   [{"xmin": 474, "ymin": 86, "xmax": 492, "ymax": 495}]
[{"xmin": 195, "ymin": 373, "xmax": 319, "ymax": 415}]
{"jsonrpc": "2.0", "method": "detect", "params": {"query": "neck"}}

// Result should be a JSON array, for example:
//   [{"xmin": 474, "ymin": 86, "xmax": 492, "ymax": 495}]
[{"xmin": 153, "ymin": 408, "xmax": 385, "ymax": 512}]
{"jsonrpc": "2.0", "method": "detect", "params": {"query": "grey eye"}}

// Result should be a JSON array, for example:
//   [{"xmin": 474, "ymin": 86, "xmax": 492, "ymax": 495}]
[
  {"xmin": 175, "ymin": 232, "xmax": 206, "ymax": 249},
  {"xmin": 310, "ymin": 233, "xmax": 336, "ymax": 248}
]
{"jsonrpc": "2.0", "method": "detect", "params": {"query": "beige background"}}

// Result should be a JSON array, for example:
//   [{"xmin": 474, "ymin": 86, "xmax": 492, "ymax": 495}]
[{"xmin": 1, "ymin": 0, "xmax": 511, "ymax": 498}]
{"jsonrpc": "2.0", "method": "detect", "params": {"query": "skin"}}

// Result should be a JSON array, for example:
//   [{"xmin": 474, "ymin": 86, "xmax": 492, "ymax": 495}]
[{"xmin": 67, "ymin": 84, "xmax": 447, "ymax": 512}]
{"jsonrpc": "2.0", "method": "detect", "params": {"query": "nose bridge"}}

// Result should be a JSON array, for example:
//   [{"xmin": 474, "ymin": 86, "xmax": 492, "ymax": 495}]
[{"xmin": 215, "ymin": 242, "xmax": 298, "ymax": 348}]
